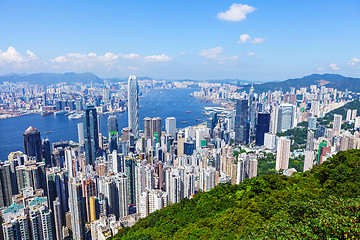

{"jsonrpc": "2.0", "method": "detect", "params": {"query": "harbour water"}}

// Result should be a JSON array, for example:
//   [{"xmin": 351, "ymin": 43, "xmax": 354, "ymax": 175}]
[{"xmin": 0, "ymin": 88, "xmax": 220, "ymax": 160}]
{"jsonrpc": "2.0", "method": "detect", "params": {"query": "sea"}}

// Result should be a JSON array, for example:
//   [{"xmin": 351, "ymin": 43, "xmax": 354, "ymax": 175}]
[{"xmin": 0, "ymin": 88, "xmax": 220, "ymax": 160}]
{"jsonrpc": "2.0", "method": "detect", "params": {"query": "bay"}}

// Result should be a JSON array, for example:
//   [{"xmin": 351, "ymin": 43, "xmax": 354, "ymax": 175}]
[{"xmin": 0, "ymin": 88, "xmax": 219, "ymax": 160}]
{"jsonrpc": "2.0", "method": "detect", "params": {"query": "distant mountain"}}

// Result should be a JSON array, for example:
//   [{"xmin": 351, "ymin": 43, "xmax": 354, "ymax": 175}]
[
  {"xmin": 0, "ymin": 72, "xmax": 103, "ymax": 85},
  {"xmin": 241, "ymin": 74, "xmax": 360, "ymax": 93}
]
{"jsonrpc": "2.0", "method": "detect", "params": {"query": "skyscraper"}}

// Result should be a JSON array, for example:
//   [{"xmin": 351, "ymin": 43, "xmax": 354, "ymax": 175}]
[
  {"xmin": 332, "ymin": 114, "xmax": 342, "ymax": 137},
  {"xmin": 234, "ymin": 99, "xmax": 249, "ymax": 145},
  {"xmin": 108, "ymin": 115, "xmax": 119, "ymax": 153},
  {"xmin": 42, "ymin": 139, "xmax": 52, "ymax": 167},
  {"xmin": 128, "ymin": 75, "xmax": 139, "ymax": 138},
  {"xmin": 83, "ymin": 105, "xmax": 100, "ymax": 166},
  {"xmin": 69, "ymin": 179, "xmax": 86, "ymax": 240},
  {"xmin": 277, "ymin": 104, "xmax": 296, "ymax": 133},
  {"xmin": 23, "ymin": 126, "xmax": 42, "ymax": 162},
  {"xmin": 255, "ymin": 113, "xmax": 270, "ymax": 146},
  {"xmin": 276, "ymin": 137, "xmax": 291, "ymax": 171},
  {"xmin": 165, "ymin": 117, "xmax": 176, "ymax": 138}
]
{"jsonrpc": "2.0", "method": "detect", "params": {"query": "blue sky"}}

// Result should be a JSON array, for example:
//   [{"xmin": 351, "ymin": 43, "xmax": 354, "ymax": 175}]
[{"xmin": 0, "ymin": 0, "xmax": 359, "ymax": 81}]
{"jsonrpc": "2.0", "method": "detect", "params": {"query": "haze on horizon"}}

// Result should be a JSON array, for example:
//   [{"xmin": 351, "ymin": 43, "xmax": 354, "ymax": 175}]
[{"xmin": 0, "ymin": 0, "xmax": 359, "ymax": 81}]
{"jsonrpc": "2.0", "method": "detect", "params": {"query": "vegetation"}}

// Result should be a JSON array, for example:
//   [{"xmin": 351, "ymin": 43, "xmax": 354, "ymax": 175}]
[
  {"xmin": 277, "ymin": 127, "xmax": 308, "ymax": 151},
  {"xmin": 318, "ymin": 100, "xmax": 360, "ymax": 126},
  {"xmin": 112, "ymin": 149, "xmax": 360, "ymax": 240}
]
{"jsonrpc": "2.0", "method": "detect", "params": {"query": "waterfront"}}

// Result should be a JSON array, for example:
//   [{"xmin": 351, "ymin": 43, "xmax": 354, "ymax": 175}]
[{"xmin": 0, "ymin": 88, "xmax": 220, "ymax": 160}]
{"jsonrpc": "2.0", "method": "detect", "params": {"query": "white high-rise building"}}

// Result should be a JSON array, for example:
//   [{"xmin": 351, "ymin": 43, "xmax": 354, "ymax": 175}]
[
  {"xmin": 303, "ymin": 151, "xmax": 315, "ymax": 172},
  {"xmin": 114, "ymin": 173, "xmax": 128, "ymax": 219},
  {"xmin": 199, "ymin": 167, "xmax": 216, "ymax": 192},
  {"xmin": 277, "ymin": 104, "xmax": 295, "ymax": 133},
  {"xmin": 333, "ymin": 114, "xmax": 342, "ymax": 136},
  {"xmin": 165, "ymin": 117, "xmax": 176, "ymax": 138},
  {"xmin": 264, "ymin": 133, "xmax": 276, "ymax": 150},
  {"xmin": 352, "ymin": 109, "xmax": 357, "ymax": 120},
  {"xmin": 276, "ymin": 137, "xmax": 291, "ymax": 171},
  {"xmin": 128, "ymin": 75, "xmax": 139, "ymax": 138},
  {"xmin": 346, "ymin": 109, "xmax": 352, "ymax": 121},
  {"xmin": 195, "ymin": 128, "xmax": 209, "ymax": 149}
]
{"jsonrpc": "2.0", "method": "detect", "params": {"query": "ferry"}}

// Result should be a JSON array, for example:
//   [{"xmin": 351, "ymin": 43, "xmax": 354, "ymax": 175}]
[
  {"xmin": 68, "ymin": 113, "xmax": 83, "ymax": 120},
  {"xmin": 196, "ymin": 118, "xmax": 202, "ymax": 121},
  {"xmin": 44, "ymin": 131, "xmax": 53, "ymax": 134},
  {"xmin": 186, "ymin": 111, "xmax": 191, "ymax": 113},
  {"xmin": 54, "ymin": 110, "xmax": 67, "ymax": 116},
  {"xmin": 180, "ymin": 121, "xmax": 188, "ymax": 124}
]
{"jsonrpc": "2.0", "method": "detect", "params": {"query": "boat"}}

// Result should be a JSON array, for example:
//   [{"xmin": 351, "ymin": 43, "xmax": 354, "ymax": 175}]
[
  {"xmin": 44, "ymin": 131, "xmax": 53, "ymax": 134},
  {"xmin": 68, "ymin": 113, "xmax": 83, "ymax": 120},
  {"xmin": 186, "ymin": 111, "xmax": 191, "ymax": 113},
  {"xmin": 54, "ymin": 110, "xmax": 67, "ymax": 116},
  {"xmin": 180, "ymin": 121, "xmax": 188, "ymax": 124},
  {"xmin": 196, "ymin": 118, "xmax": 201, "ymax": 121}
]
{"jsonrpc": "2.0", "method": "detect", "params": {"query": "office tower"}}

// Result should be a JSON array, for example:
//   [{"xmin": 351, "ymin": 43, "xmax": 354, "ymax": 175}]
[
  {"xmin": 114, "ymin": 173, "xmax": 128, "ymax": 219},
  {"xmin": 143, "ymin": 117, "xmax": 152, "ymax": 139},
  {"xmin": 277, "ymin": 104, "xmax": 295, "ymax": 133},
  {"xmin": 306, "ymin": 131, "xmax": 314, "ymax": 151},
  {"xmin": 42, "ymin": 139, "xmax": 52, "ymax": 167},
  {"xmin": 77, "ymin": 122, "xmax": 85, "ymax": 153},
  {"xmin": 184, "ymin": 141, "xmax": 195, "ymax": 155},
  {"xmin": 308, "ymin": 117, "xmax": 317, "ymax": 130},
  {"xmin": 236, "ymin": 158, "xmax": 258, "ymax": 183},
  {"xmin": 108, "ymin": 115, "xmax": 119, "ymax": 153},
  {"xmin": 332, "ymin": 114, "xmax": 342, "ymax": 137},
  {"xmin": 303, "ymin": 151, "xmax": 315, "ymax": 172},
  {"xmin": 234, "ymin": 99, "xmax": 249, "ymax": 145},
  {"xmin": 316, "ymin": 125, "xmax": 326, "ymax": 139},
  {"xmin": 125, "ymin": 156, "xmax": 136, "ymax": 205},
  {"xmin": 128, "ymin": 75, "xmax": 140, "ymax": 138},
  {"xmin": 165, "ymin": 117, "xmax": 176, "ymax": 138},
  {"xmin": 53, "ymin": 198, "xmax": 63, "ymax": 240},
  {"xmin": 0, "ymin": 162, "xmax": 13, "ymax": 206},
  {"xmin": 83, "ymin": 105, "xmax": 100, "ymax": 166},
  {"xmin": 195, "ymin": 128, "xmax": 209, "ymax": 149},
  {"xmin": 276, "ymin": 137, "xmax": 291, "ymax": 171},
  {"xmin": 255, "ymin": 113, "xmax": 270, "ymax": 146},
  {"xmin": 248, "ymin": 86, "xmax": 257, "ymax": 143},
  {"xmin": 177, "ymin": 131, "xmax": 185, "ymax": 156},
  {"xmin": 23, "ymin": 126, "xmax": 42, "ymax": 162},
  {"xmin": 69, "ymin": 179, "xmax": 86, "ymax": 240}
]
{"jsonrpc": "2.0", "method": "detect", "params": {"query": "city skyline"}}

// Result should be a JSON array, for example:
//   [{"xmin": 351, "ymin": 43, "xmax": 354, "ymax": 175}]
[{"xmin": 0, "ymin": 1, "xmax": 360, "ymax": 80}]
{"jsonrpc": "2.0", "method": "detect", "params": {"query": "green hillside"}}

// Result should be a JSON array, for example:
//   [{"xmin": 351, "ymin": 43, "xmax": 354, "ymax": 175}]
[
  {"xmin": 318, "ymin": 100, "xmax": 360, "ymax": 126},
  {"xmin": 112, "ymin": 150, "xmax": 360, "ymax": 239}
]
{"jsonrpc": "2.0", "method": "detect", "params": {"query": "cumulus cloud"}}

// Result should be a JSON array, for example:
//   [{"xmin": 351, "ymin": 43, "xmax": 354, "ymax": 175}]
[
  {"xmin": 121, "ymin": 53, "xmax": 141, "ymax": 59},
  {"xmin": 217, "ymin": 3, "xmax": 256, "ymax": 22},
  {"xmin": 237, "ymin": 34, "xmax": 264, "ymax": 44},
  {"xmin": 0, "ymin": 46, "xmax": 38, "ymax": 64},
  {"xmin": 349, "ymin": 57, "xmax": 360, "ymax": 67},
  {"xmin": 144, "ymin": 54, "xmax": 173, "ymax": 62},
  {"xmin": 329, "ymin": 63, "xmax": 339, "ymax": 70},
  {"xmin": 198, "ymin": 46, "xmax": 238, "ymax": 64}
]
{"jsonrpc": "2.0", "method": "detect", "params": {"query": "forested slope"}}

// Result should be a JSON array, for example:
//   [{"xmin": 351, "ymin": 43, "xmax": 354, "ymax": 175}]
[{"xmin": 112, "ymin": 149, "xmax": 360, "ymax": 239}]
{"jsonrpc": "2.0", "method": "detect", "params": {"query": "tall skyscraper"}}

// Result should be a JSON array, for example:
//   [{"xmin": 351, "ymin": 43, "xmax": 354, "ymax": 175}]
[
  {"xmin": 255, "ymin": 113, "xmax": 270, "ymax": 146},
  {"xmin": 234, "ymin": 99, "xmax": 249, "ymax": 145},
  {"xmin": 128, "ymin": 75, "xmax": 139, "ymax": 138},
  {"xmin": 277, "ymin": 104, "xmax": 296, "ymax": 133},
  {"xmin": 69, "ymin": 179, "xmax": 86, "ymax": 240},
  {"xmin": 114, "ymin": 173, "xmax": 128, "ymax": 219},
  {"xmin": 276, "ymin": 137, "xmax": 291, "ymax": 171},
  {"xmin": 42, "ymin": 139, "xmax": 52, "ymax": 167},
  {"xmin": 108, "ymin": 115, "xmax": 119, "ymax": 153},
  {"xmin": 23, "ymin": 126, "xmax": 42, "ymax": 162},
  {"xmin": 165, "ymin": 117, "xmax": 176, "ymax": 138},
  {"xmin": 83, "ymin": 105, "xmax": 99, "ymax": 166},
  {"xmin": 308, "ymin": 116, "xmax": 317, "ymax": 130},
  {"xmin": 77, "ymin": 122, "xmax": 85, "ymax": 153}
]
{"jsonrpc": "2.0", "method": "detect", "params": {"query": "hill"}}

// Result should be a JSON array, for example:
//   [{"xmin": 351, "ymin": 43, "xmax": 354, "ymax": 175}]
[
  {"xmin": 0, "ymin": 72, "xmax": 103, "ymax": 84},
  {"xmin": 242, "ymin": 74, "xmax": 360, "ymax": 93},
  {"xmin": 318, "ymin": 100, "xmax": 360, "ymax": 126},
  {"xmin": 112, "ymin": 149, "xmax": 360, "ymax": 239}
]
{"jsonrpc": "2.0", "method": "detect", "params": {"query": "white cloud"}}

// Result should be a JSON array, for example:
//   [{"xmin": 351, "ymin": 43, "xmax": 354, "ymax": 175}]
[
  {"xmin": 144, "ymin": 54, "xmax": 173, "ymax": 62},
  {"xmin": 317, "ymin": 67, "xmax": 324, "ymax": 71},
  {"xmin": 121, "ymin": 53, "xmax": 141, "ymax": 59},
  {"xmin": 217, "ymin": 3, "xmax": 256, "ymax": 22},
  {"xmin": 349, "ymin": 57, "xmax": 360, "ymax": 66},
  {"xmin": 237, "ymin": 34, "xmax": 264, "ymax": 44},
  {"xmin": 198, "ymin": 46, "xmax": 238, "ymax": 64},
  {"xmin": 179, "ymin": 51, "xmax": 186, "ymax": 55},
  {"xmin": 247, "ymin": 52, "xmax": 255, "ymax": 56},
  {"xmin": 0, "ymin": 46, "xmax": 37, "ymax": 64},
  {"xmin": 329, "ymin": 63, "xmax": 339, "ymax": 70}
]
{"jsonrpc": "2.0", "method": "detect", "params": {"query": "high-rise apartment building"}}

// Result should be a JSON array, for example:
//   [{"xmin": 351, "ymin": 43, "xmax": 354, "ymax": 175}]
[
  {"xmin": 332, "ymin": 114, "xmax": 342, "ymax": 137},
  {"xmin": 165, "ymin": 117, "xmax": 176, "ymax": 138},
  {"xmin": 276, "ymin": 137, "xmax": 291, "ymax": 171},
  {"xmin": 69, "ymin": 179, "xmax": 86, "ymax": 240},
  {"xmin": 128, "ymin": 75, "xmax": 140, "ymax": 138}
]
